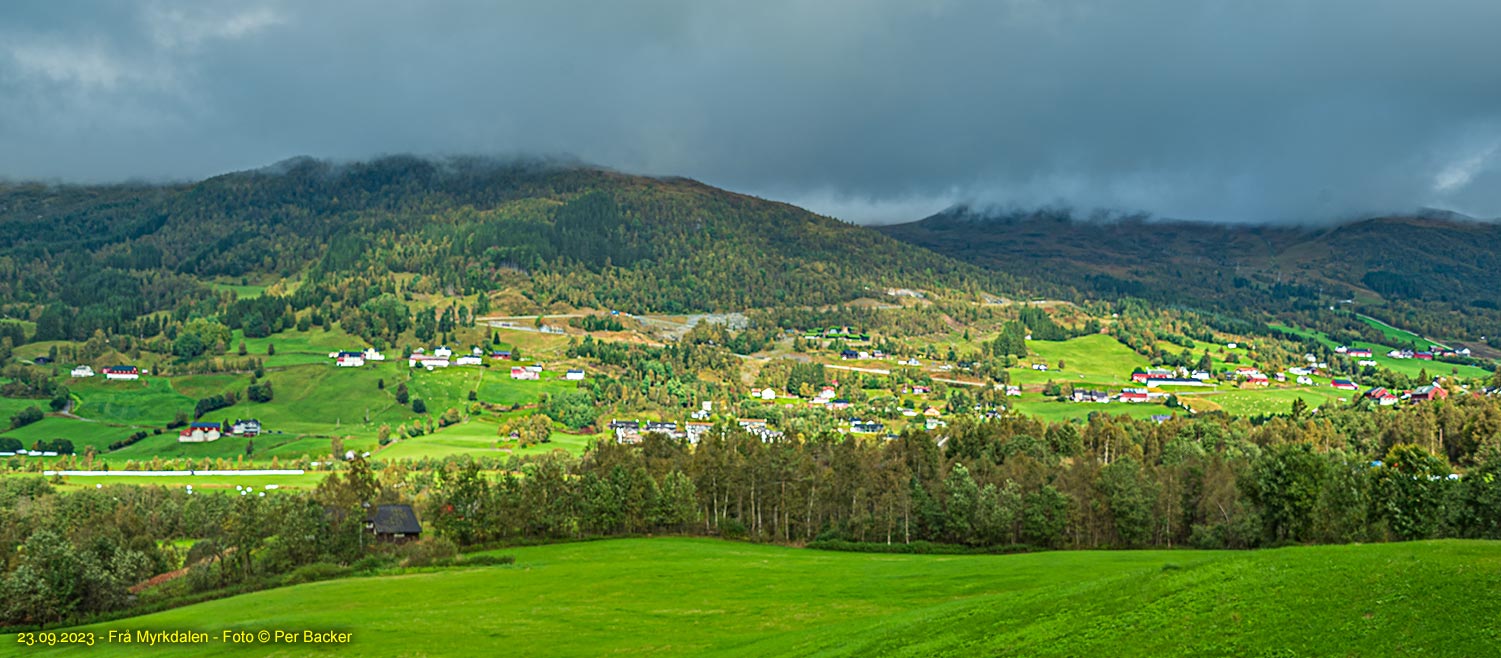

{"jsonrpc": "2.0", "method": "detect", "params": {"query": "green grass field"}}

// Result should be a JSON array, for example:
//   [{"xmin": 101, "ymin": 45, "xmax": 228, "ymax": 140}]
[
  {"xmin": 1178, "ymin": 387, "xmax": 1349, "ymax": 416},
  {"xmin": 374, "ymin": 417, "xmax": 596, "ymax": 460},
  {"xmin": 1008, "ymin": 334, "xmax": 1149, "ymax": 386},
  {"xmin": 14, "ymin": 538, "xmax": 1501, "ymax": 657},
  {"xmin": 1356, "ymin": 313, "xmax": 1447, "ymax": 349},
  {"xmin": 24, "ymin": 472, "xmax": 329, "ymax": 492}
]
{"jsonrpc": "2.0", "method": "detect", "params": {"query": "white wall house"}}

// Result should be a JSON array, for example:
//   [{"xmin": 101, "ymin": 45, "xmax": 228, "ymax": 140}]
[{"xmin": 71, "ymin": 365, "xmax": 95, "ymax": 378}]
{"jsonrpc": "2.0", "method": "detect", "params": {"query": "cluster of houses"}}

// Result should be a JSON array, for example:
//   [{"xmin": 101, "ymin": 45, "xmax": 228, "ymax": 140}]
[
  {"xmin": 72, "ymin": 365, "xmax": 142, "ymax": 381},
  {"xmin": 1364, "ymin": 384, "xmax": 1449, "ymax": 405},
  {"xmin": 1072, "ymin": 387, "xmax": 1165, "ymax": 404},
  {"xmin": 1386, "ymin": 348, "xmax": 1465, "ymax": 361},
  {"xmin": 1131, "ymin": 368, "xmax": 1215, "ymax": 387},
  {"xmin": 177, "ymin": 418, "xmax": 261, "ymax": 443},
  {"xmin": 609, "ymin": 419, "xmax": 721, "ymax": 444},
  {"xmin": 327, "ymin": 345, "xmax": 585, "ymax": 381}
]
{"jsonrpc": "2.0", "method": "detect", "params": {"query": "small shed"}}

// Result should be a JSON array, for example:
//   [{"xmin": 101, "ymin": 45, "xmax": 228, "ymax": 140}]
[{"xmin": 366, "ymin": 504, "xmax": 423, "ymax": 543}]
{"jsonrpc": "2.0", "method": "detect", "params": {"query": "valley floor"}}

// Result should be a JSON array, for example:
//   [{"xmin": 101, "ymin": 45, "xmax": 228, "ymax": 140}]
[{"xmin": 7, "ymin": 538, "xmax": 1499, "ymax": 657}]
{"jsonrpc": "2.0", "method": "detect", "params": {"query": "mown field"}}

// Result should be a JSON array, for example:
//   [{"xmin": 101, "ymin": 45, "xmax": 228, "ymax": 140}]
[{"xmin": 9, "ymin": 538, "xmax": 1499, "ymax": 657}]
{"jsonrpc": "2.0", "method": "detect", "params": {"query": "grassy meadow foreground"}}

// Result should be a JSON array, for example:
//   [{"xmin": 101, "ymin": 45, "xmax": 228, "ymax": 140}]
[{"xmin": 7, "ymin": 538, "xmax": 1500, "ymax": 657}]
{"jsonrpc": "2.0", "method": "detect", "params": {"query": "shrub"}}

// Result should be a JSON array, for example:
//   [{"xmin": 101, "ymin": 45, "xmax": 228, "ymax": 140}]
[
  {"xmin": 399, "ymin": 537, "xmax": 458, "ymax": 568},
  {"xmin": 283, "ymin": 562, "xmax": 351, "ymax": 585},
  {"xmin": 459, "ymin": 554, "xmax": 516, "ymax": 567}
]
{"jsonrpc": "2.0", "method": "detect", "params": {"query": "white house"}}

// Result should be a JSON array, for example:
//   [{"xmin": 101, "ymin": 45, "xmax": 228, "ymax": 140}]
[
  {"xmin": 334, "ymin": 351, "xmax": 365, "ymax": 367},
  {"xmin": 759, "ymin": 388, "xmax": 776, "ymax": 400},
  {"xmin": 564, "ymin": 369, "xmax": 585, "ymax": 380},
  {"xmin": 70, "ymin": 365, "xmax": 95, "ymax": 378},
  {"xmin": 1296, "ymin": 375, "xmax": 1314, "ymax": 385},
  {"xmin": 362, "ymin": 348, "xmax": 386, "ymax": 361},
  {"xmin": 103, "ymin": 366, "xmax": 139, "ymax": 381},
  {"xmin": 455, "ymin": 355, "xmax": 483, "ymax": 366},
  {"xmin": 231, "ymin": 419, "xmax": 262, "ymax": 437},
  {"xmin": 433, "ymin": 346, "xmax": 453, "ymax": 358}
]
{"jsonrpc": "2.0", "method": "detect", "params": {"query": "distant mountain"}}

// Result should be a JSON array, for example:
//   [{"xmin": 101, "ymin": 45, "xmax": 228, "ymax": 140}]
[
  {"xmin": 878, "ymin": 206, "xmax": 1501, "ymax": 343},
  {"xmin": 0, "ymin": 157, "xmax": 1006, "ymax": 337}
]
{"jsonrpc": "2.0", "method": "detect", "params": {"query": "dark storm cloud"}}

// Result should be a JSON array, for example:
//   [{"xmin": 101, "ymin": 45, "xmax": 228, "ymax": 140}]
[{"xmin": 3, "ymin": 0, "xmax": 1501, "ymax": 224}]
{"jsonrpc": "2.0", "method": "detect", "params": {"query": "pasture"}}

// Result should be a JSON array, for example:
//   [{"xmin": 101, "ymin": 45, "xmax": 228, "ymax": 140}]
[{"xmin": 15, "ymin": 538, "xmax": 1501, "ymax": 657}]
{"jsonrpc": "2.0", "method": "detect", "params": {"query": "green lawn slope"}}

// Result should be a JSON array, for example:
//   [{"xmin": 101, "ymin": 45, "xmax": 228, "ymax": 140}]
[{"xmin": 11, "ymin": 538, "xmax": 1499, "ymax": 657}]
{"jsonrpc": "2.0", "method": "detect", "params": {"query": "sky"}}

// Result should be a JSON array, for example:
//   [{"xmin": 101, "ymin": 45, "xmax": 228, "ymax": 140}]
[{"xmin": 3, "ymin": 1, "xmax": 1501, "ymax": 225}]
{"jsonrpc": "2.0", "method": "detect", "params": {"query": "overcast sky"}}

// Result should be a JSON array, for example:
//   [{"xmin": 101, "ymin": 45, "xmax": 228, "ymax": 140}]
[{"xmin": 3, "ymin": 1, "xmax": 1501, "ymax": 224}]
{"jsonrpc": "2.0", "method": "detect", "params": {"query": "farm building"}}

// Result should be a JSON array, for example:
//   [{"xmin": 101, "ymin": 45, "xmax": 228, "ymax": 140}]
[
  {"xmin": 409, "ymin": 355, "xmax": 451, "ymax": 369},
  {"xmin": 333, "ymin": 351, "xmax": 365, "ymax": 367},
  {"xmin": 565, "ymin": 369, "xmax": 585, "ymax": 380},
  {"xmin": 1365, "ymin": 388, "xmax": 1400, "ymax": 406},
  {"xmin": 510, "ymin": 366, "xmax": 538, "ymax": 380},
  {"xmin": 366, "ymin": 504, "xmax": 422, "ymax": 543},
  {"xmin": 454, "ymin": 355, "xmax": 483, "ymax": 366},
  {"xmin": 1331, "ymin": 379, "xmax": 1359, "ymax": 391},
  {"xmin": 1072, "ymin": 389, "xmax": 1110, "ymax": 403},
  {"xmin": 71, "ymin": 365, "xmax": 94, "ymax": 378},
  {"xmin": 1410, "ymin": 385, "xmax": 1449, "ymax": 402},
  {"xmin": 178, "ymin": 422, "xmax": 222, "ymax": 443},
  {"xmin": 103, "ymin": 366, "xmax": 139, "ymax": 381},
  {"xmin": 1130, "ymin": 368, "xmax": 1174, "ymax": 383}
]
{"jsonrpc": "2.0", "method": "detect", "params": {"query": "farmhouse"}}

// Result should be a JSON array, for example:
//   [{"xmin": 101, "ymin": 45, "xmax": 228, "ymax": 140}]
[
  {"xmin": 1346, "ymin": 348, "xmax": 1373, "ymax": 358},
  {"xmin": 1072, "ymin": 389, "xmax": 1110, "ymax": 403},
  {"xmin": 363, "ymin": 348, "xmax": 386, "ymax": 361},
  {"xmin": 1415, "ymin": 352, "xmax": 1434, "ymax": 361},
  {"xmin": 178, "ymin": 422, "xmax": 222, "ymax": 443},
  {"xmin": 1365, "ymin": 388, "xmax": 1399, "ymax": 406},
  {"xmin": 510, "ymin": 366, "xmax": 538, "ymax": 380},
  {"xmin": 334, "ymin": 351, "xmax": 365, "ymax": 367},
  {"xmin": 70, "ymin": 365, "xmax": 94, "ymax": 378},
  {"xmin": 565, "ymin": 369, "xmax": 585, "ymax": 380},
  {"xmin": 492, "ymin": 351, "xmax": 512, "ymax": 360},
  {"xmin": 1331, "ymin": 379, "xmax": 1359, "ymax": 391},
  {"xmin": 840, "ymin": 349, "xmax": 860, "ymax": 360},
  {"xmin": 433, "ymin": 346, "xmax": 453, "ymax": 358},
  {"xmin": 1297, "ymin": 375, "xmax": 1314, "ymax": 385},
  {"xmin": 409, "ymin": 355, "xmax": 451, "ymax": 369},
  {"xmin": 1118, "ymin": 388, "xmax": 1150, "ymax": 403},
  {"xmin": 103, "ymin": 366, "xmax": 139, "ymax": 381},
  {"xmin": 1410, "ymin": 385, "xmax": 1449, "ymax": 402},
  {"xmin": 366, "ymin": 504, "xmax": 422, "ymax": 543},
  {"xmin": 758, "ymin": 388, "xmax": 776, "ymax": 400},
  {"xmin": 850, "ymin": 420, "xmax": 884, "ymax": 434},
  {"xmin": 1031, "ymin": 363, "xmax": 1049, "ymax": 371},
  {"xmin": 231, "ymin": 419, "xmax": 262, "ymax": 436},
  {"xmin": 1005, "ymin": 385, "xmax": 1022, "ymax": 397}
]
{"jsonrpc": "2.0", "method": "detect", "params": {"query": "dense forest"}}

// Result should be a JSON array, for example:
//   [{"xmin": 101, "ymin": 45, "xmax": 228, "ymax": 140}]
[{"xmin": 0, "ymin": 156, "xmax": 1013, "ymax": 341}]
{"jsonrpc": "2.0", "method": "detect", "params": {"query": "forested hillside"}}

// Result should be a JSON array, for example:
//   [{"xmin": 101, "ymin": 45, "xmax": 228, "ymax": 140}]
[
  {"xmin": 879, "ymin": 207, "xmax": 1501, "ymax": 350},
  {"xmin": 0, "ymin": 156, "xmax": 1009, "ymax": 341}
]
